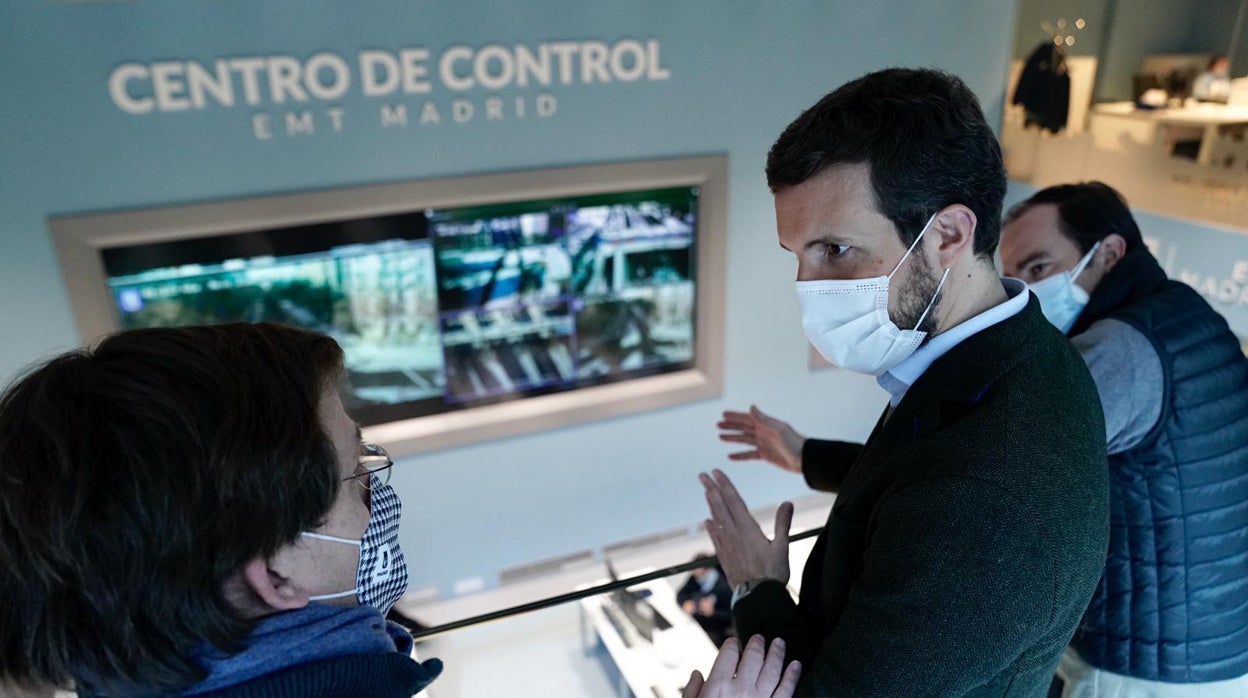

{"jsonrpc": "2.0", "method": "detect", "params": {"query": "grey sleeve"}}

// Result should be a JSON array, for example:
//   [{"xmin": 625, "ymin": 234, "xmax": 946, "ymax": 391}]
[{"xmin": 1071, "ymin": 319, "xmax": 1164, "ymax": 454}]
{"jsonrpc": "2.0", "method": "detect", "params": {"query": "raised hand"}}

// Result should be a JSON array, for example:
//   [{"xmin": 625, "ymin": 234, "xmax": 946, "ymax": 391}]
[
  {"xmin": 682, "ymin": 635, "xmax": 802, "ymax": 698},
  {"xmin": 717, "ymin": 406, "xmax": 805, "ymax": 474},
  {"xmin": 700, "ymin": 469, "xmax": 793, "ymax": 589}
]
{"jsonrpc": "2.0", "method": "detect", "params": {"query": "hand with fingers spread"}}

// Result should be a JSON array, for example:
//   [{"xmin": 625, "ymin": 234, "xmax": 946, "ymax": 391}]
[
  {"xmin": 682, "ymin": 634, "xmax": 802, "ymax": 698},
  {"xmin": 700, "ymin": 469, "xmax": 793, "ymax": 590},
  {"xmin": 717, "ymin": 406, "xmax": 806, "ymax": 474}
]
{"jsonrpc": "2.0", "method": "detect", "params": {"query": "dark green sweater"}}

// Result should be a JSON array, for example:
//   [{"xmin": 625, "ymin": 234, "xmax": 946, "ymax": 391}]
[{"xmin": 734, "ymin": 297, "xmax": 1109, "ymax": 697}]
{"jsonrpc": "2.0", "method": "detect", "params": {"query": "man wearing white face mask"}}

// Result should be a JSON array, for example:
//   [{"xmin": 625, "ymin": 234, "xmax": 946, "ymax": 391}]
[
  {"xmin": 0, "ymin": 323, "xmax": 441, "ymax": 698},
  {"xmin": 1001, "ymin": 182, "xmax": 1248, "ymax": 696},
  {"xmin": 699, "ymin": 69, "xmax": 1111, "ymax": 697}
]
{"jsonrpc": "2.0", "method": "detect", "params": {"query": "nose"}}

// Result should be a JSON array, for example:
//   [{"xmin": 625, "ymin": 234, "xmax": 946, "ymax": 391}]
[{"xmin": 795, "ymin": 259, "xmax": 821, "ymax": 283}]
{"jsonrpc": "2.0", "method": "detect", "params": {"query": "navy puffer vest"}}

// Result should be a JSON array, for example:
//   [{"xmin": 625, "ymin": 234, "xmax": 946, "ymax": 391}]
[{"xmin": 1069, "ymin": 249, "xmax": 1248, "ymax": 682}]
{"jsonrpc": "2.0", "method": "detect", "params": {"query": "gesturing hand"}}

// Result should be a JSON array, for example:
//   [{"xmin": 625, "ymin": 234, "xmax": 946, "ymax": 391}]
[
  {"xmin": 700, "ymin": 469, "xmax": 793, "ymax": 589},
  {"xmin": 717, "ymin": 406, "xmax": 805, "ymax": 474},
  {"xmin": 682, "ymin": 635, "xmax": 802, "ymax": 698}
]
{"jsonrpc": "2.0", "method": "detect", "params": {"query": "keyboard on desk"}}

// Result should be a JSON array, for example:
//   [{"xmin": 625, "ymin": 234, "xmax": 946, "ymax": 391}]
[{"xmin": 603, "ymin": 604, "xmax": 634, "ymax": 648}]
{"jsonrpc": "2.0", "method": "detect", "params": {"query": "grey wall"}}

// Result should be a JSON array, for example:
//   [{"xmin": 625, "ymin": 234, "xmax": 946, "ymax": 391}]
[
  {"xmin": 1096, "ymin": 0, "xmax": 1198, "ymax": 101},
  {"xmin": 1188, "ymin": 0, "xmax": 1242, "ymax": 56},
  {"xmin": 1188, "ymin": 0, "xmax": 1248, "ymax": 74}
]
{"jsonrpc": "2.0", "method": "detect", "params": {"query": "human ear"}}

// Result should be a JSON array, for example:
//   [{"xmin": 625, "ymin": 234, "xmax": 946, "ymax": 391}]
[
  {"xmin": 240, "ymin": 556, "xmax": 310, "ymax": 613},
  {"xmin": 1098, "ymin": 234, "xmax": 1128, "ymax": 271},
  {"xmin": 932, "ymin": 205, "xmax": 977, "ymax": 270}
]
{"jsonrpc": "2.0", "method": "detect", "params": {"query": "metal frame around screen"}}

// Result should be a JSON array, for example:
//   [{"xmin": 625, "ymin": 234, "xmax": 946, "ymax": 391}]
[{"xmin": 49, "ymin": 155, "xmax": 728, "ymax": 457}]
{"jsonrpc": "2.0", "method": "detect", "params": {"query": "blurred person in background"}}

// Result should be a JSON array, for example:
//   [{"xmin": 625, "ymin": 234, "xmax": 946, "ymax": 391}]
[
  {"xmin": 1002, "ymin": 182, "xmax": 1248, "ymax": 696},
  {"xmin": 677, "ymin": 558, "xmax": 734, "ymax": 647},
  {"xmin": 1193, "ymin": 55, "xmax": 1232, "ymax": 102}
]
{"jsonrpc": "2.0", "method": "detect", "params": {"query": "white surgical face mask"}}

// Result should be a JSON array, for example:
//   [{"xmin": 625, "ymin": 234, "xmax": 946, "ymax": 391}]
[
  {"xmin": 796, "ymin": 215, "xmax": 950, "ymax": 376},
  {"xmin": 302, "ymin": 475, "xmax": 409, "ymax": 615},
  {"xmin": 1028, "ymin": 241, "xmax": 1100, "ymax": 335}
]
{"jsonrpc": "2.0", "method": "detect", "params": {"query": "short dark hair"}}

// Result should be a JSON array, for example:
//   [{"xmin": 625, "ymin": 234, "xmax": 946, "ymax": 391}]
[
  {"xmin": 1004, "ymin": 181, "xmax": 1145, "ymax": 254},
  {"xmin": 0, "ymin": 323, "xmax": 346, "ymax": 695},
  {"xmin": 766, "ymin": 68, "xmax": 1007, "ymax": 259}
]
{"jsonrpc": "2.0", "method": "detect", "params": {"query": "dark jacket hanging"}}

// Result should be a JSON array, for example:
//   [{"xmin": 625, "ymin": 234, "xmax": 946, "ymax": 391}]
[{"xmin": 1013, "ymin": 41, "xmax": 1071, "ymax": 134}]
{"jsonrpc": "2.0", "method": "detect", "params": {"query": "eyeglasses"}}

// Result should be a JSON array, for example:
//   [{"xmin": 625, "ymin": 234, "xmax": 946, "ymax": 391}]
[{"xmin": 344, "ymin": 442, "xmax": 394, "ymax": 491}]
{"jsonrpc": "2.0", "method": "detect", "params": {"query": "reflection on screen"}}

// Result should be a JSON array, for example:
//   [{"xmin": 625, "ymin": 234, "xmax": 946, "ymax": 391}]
[{"xmin": 102, "ymin": 187, "xmax": 698, "ymax": 425}]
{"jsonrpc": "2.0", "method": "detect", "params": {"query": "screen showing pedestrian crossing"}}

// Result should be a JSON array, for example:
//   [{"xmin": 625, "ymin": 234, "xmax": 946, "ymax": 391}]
[{"xmin": 101, "ymin": 187, "xmax": 698, "ymax": 426}]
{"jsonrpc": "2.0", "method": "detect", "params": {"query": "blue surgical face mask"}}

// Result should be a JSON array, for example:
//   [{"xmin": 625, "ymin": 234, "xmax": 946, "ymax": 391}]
[
  {"xmin": 1028, "ymin": 241, "xmax": 1100, "ymax": 334},
  {"xmin": 301, "ymin": 475, "xmax": 408, "ymax": 615}
]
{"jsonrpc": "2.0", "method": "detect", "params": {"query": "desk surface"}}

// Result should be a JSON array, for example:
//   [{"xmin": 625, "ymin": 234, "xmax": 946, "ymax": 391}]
[
  {"xmin": 1092, "ymin": 101, "xmax": 1248, "ymax": 126},
  {"xmin": 580, "ymin": 575, "xmax": 719, "ymax": 698}
]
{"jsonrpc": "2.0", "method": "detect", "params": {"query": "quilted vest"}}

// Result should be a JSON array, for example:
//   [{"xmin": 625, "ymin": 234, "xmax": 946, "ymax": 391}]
[{"xmin": 1069, "ymin": 249, "xmax": 1248, "ymax": 682}]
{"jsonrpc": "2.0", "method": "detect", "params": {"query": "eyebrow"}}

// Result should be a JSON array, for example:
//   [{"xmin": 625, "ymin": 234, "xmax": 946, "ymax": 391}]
[
  {"xmin": 779, "ymin": 234, "xmax": 852, "ymax": 254},
  {"xmin": 1015, "ymin": 251, "xmax": 1051, "ymax": 270}
]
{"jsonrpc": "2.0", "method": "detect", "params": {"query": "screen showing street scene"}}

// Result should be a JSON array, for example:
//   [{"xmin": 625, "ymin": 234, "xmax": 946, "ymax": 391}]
[
  {"xmin": 103, "ymin": 212, "xmax": 445, "ymax": 426},
  {"xmin": 101, "ymin": 186, "xmax": 698, "ymax": 423},
  {"xmin": 429, "ymin": 187, "xmax": 696, "ymax": 406}
]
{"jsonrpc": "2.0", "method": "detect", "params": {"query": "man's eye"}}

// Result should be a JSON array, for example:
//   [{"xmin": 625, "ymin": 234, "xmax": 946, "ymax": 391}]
[
  {"xmin": 825, "ymin": 244, "xmax": 851, "ymax": 258},
  {"xmin": 1029, "ymin": 264, "xmax": 1049, "ymax": 278}
]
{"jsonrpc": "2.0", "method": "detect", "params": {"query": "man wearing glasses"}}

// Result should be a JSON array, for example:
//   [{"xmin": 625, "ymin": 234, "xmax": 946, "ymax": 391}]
[{"xmin": 0, "ymin": 323, "xmax": 441, "ymax": 697}]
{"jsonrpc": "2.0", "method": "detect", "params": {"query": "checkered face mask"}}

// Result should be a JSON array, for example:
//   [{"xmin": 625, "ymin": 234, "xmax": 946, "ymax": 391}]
[{"xmin": 302, "ymin": 475, "xmax": 409, "ymax": 615}]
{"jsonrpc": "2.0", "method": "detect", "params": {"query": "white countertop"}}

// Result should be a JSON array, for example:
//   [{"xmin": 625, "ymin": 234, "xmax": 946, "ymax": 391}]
[{"xmin": 1092, "ymin": 101, "xmax": 1248, "ymax": 126}]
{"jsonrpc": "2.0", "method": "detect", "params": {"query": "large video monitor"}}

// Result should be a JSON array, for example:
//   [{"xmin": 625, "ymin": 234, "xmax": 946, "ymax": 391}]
[{"xmin": 50, "ymin": 156, "xmax": 726, "ymax": 455}]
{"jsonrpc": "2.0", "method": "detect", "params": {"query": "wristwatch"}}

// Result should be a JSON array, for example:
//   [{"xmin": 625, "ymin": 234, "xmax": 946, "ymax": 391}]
[{"xmin": 731, "ymin": 578, "xmax": 769, "ymax": 608}]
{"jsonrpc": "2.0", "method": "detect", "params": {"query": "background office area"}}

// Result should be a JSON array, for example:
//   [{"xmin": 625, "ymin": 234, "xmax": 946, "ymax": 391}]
[
  {"xmin": 1004, "ymin": 0, "xmax": 1248, "ymax": 284},
  {"xmin": 2, "ymin": 1, "xmax": 1248, "ymax": 696}
]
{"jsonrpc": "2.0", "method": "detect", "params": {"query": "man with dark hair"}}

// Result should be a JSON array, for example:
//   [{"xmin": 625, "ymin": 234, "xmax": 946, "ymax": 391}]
[
  {"xmin": 1000, "ymin": 182, "xmax": 1248, "ymax": 696},
  {"xmin": 701, "ymin": 68, "xmax": 1110, "ymax": 696},
  {"xmin": 676, "ymin": 559, "xmax": 734, "ymax": 647},
  {"xmin": 0, "ymin": 324, "xmax": 442, "ymax": 697}
]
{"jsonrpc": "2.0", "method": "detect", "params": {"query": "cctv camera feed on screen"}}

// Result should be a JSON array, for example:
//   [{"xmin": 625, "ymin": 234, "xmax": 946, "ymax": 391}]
[{"xmin": 101, "ymin": 186, "xmax": 698, "ymax": 426}]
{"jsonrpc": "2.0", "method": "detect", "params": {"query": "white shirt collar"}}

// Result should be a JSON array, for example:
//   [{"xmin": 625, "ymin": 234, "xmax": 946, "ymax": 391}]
[
  {"xmin": 878, "ymin": 278, "xmax": 1029, "ymax": 407},
  {"xmin": 698, "ymin": 568, "xmax": 720, "ymax": 594}
]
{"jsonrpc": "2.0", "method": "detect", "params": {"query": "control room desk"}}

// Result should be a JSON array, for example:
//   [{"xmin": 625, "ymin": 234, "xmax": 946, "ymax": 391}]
[
  {"xmin": 579, "ymin": 576, "xmax": 718, "ymax": 698},
  {"xmin": 1090, "ymin": 101, "xmax": 1248, "ymax": 165}
]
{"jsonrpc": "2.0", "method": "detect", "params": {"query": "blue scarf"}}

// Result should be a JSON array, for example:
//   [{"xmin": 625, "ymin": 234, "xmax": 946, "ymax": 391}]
[{"xmin": 184, "ymin": 604, "xmax": 436, "ymax": 695}]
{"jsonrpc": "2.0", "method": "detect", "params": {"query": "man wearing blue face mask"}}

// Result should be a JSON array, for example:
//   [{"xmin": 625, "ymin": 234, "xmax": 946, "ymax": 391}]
[
  {"xmin": 700, "ymin": 69, "xmax": 1111, "ymax": 697},
  {"xmin": 1000, "ymin": 182, "xmax": 1248, "ymax": 696},
  {"xmin": 0, "ymin": 323, "xmax": 441, "ymax": 698}
]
